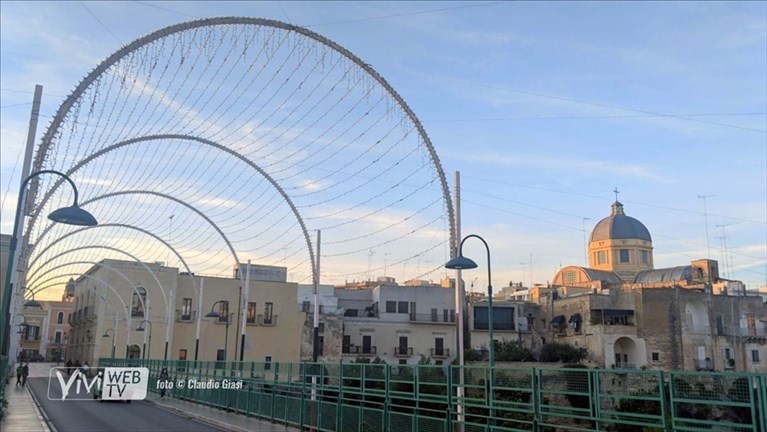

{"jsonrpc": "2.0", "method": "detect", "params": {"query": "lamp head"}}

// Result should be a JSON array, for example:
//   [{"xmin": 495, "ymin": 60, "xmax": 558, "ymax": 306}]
[
  {"xmin": 24, "ymin": 299, "xmax": 43, "ymax": 308},
  {"xmin": 48, "ymin": 205, "xmax": 98, "ymax": 226},
  {"xmin": 444, "ymin": 255, "xmax": 478, "ymax": 270},
  {"xmin": 135, "ymin": 326, "xmax": 145, "ymax": 332},
  {"xmin": 205, "ymin": 311, "xmax": 220, "ymax": 318}
]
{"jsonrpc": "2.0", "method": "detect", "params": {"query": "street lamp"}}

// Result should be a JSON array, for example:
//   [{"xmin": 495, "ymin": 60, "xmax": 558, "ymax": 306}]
[
  {"xmin": 23, "ymin": 292, "xmax": 43, "ymax": 308},
  {"xmin": 205, "ymin": 300, "xmax": 230, "ymax": 362},
  {"xmin": 103, "ymin": 328, "xmax": 116, "ymax": 358},
  {"xmin": 445, "ymin": 234, "xmax": 495, "ymax": 425},
  {"xmin": 2, "ymin": 170, "xmax": 97, "ymax": 369},
  {"xmin": 136, "ymin": 320, "xmax": 153, "ymax": 360}
]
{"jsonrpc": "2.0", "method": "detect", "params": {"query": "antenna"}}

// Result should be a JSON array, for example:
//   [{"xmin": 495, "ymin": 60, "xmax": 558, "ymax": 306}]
[
  {"xmin": 697, "ymin": 195, "xmax": 714, "ymax": 259},
  {"xmin": 367, "ymin": 250, "xmax": 375, "ymax": 281},
  {"xmin": 715, "ymin": 224, "xmax": 733, "ymax": 279}
]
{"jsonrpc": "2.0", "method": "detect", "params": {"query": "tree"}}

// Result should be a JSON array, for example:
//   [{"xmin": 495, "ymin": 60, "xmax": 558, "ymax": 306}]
[
  {"xmin": 539, "ymin": 342, "xmax": 588, "ymax": 363},
  {"xmin": 494, "ymin": 340, "xmax": 534, "ymax": 362}
]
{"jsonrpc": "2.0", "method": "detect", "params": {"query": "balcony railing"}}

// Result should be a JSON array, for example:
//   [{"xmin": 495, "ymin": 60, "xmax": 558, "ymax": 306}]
[
  {"xmin": 394, "ymin": 347, "xmax": 413, "ymax": 357},
  {"xmin": 342, "ymin": 346, "xmax": 377, "ymax": 355},
  {"xmin": 258, "ymin": 314, "xmax": 277, "ymax": 326},
  {"xmin": 430, "ymin": 348, "xmax": 450, "ymax": 358},
  {"xmin": 409, "ymin": 313, "xmax": 455, "ymax": 324},
  {"xmin": 176, "ymin": 310, "xmax": 197, "ymax": 322},
  {"xmin": 696, "ymin": 359, "xmax": 715, "ymax": 371}
]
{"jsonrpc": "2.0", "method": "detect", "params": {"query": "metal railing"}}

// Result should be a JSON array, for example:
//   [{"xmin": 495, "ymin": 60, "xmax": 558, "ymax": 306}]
[
  {"xmin": 98, "ymin": 357, "xmax": 767, "ymax": 432},
  {"xmin": 408, "ymin": 313, "xmax": 455, "ymax": 323},
  {"xmin": 393, "ymin": 347, "xmax": 413, "ymax": 357},
  {"xmin": 341, "ymin": 346, "xmax": 377, "ymax": 355},
  {"xmin": 429, "ymin": 348, "xmax": 450, "ymax": 358}
]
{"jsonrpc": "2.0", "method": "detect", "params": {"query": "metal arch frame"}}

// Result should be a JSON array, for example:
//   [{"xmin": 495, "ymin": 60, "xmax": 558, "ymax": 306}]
[
  {"xmin": 27, "ymin": 260, "xmax": 148, "ymax": 319},
  {"xmin": 28, "ymin": 133, "xmax": 306, "ymax": 284},
  {"xmin": 27, "ymin": 189, "xmax": 237, "ymax": 274},
  {"xmin": 25, "ymin": 245, "xmax": 166, "ymax": 315},
  {"xmin": 28, "ymin": 272, "xmax": 128, "ymax": 323},
  {"xmin": 31, "ymin": 272, "xmax": 133, "ymax": 360},
  {"xmin": 27, "ymin": 222, "xmax": 198, "ymax": 291},
  {"xmin": 28, "ymin": 16, "xmax": 455, "ymax": 259}
]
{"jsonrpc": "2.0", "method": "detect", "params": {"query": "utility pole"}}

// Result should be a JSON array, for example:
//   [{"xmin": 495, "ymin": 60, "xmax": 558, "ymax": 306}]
[{"xmin": 697, "ymin": 195, "xmax": 714, "ymax": 259}]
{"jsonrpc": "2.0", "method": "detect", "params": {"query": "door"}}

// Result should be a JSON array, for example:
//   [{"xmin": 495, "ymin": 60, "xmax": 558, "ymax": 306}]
[
  {"xmin": 362, "ymin": 335, "xmax": 372, "ymax": 354},
  {"xmin": 435, "ymin": 337, "xmax": 444, "ymax": 356},
  {"xmin": 399, "ymin": 336, "xmax": 408, "ymax": 355}
]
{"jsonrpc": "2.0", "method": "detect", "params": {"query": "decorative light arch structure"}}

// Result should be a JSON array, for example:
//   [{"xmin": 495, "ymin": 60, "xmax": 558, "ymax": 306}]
[{"xmin": 22, "ymin": 16, "xmax": 456, "ymax": 304}]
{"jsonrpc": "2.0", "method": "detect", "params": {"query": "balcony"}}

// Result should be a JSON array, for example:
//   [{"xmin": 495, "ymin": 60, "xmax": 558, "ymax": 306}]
[
  {"xmin": 614, "ymin": 362, "xmax": 636, "ymax": 370},
  {"xmin": 394, "ymin": 347, "xmax": 413, "ymax": 357},
  {"xmin": 343, "ymin": 308, "xmax": 378, "ymax": 318},
  {"xmin": 409, "ymin": 313, "xmax": 455, "ymax": 324},
  {"xmin": 342, "ymin": 345, "xmax": 377, "ymax": 356},
  {"xmin": 430, "ymin": 348, "xmax": 450, "ymax": 358},
  {"xmin": 696, "ymin": 358, "xmax": 715, "ymax": 371},
  {"xmin": 176, "ymin": 310, "xmax": 197, "ymax": 322},
  {"xmin": 258, "ymin": 314, "xmax": 277, "ymax": 326}
]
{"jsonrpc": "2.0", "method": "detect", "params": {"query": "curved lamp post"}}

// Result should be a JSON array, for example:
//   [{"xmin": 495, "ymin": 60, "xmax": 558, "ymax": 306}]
[
  {"xmin": 1, "ymin": 170, "xmax": 96, "ymax": 387},
  {"xmin": 205, "ymin": 300, "xmax": 231, "ymax": 362},
  {"xmin": 103, "ymin": 328, "xmax": 116, "ymax": 358},
  {"xmin": 445, "ymin": 234, "xmax": 495, "ymax": 425},
  {"xmin": 136, "ymin": 320, "xmax": 153, "ymax": 360}
]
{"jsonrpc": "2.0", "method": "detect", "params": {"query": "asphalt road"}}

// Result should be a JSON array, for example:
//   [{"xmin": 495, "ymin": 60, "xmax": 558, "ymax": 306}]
[{"xmin": 28, "ymin": 377, "xmax": 227, "ymax": 432}]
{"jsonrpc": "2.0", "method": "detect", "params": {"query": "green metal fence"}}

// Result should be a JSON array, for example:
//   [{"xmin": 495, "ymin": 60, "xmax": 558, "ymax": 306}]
[{"xmin": 99, "ymin": 358, "xmax": 767, "ymax": 432}]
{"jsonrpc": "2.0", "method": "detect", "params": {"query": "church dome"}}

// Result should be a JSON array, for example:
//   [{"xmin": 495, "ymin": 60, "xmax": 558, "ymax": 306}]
[{"xmin": 589, "ymin": 201, "xmax": 651, "ymax": 242}]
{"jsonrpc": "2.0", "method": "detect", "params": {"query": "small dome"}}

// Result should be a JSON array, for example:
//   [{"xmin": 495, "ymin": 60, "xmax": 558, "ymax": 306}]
[{"xmin": 589, "ymin": 201, "xmax": 651, "ymax": 242}]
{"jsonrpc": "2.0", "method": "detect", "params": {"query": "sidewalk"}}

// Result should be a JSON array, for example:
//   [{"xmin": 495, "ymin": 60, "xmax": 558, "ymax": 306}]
[
  {"xmin": 145, "ymin": 392, "xmax": 299, "ymax": 432},
  {"xmin": 1, "ymin": 381, "xmax": 51, "ymax": 432},
  {"xmin": 1, "ymin": 362, "xmax": 52, "ymax": 432}
]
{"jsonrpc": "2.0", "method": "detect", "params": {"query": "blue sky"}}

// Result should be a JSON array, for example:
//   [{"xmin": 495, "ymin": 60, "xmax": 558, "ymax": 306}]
[{"xmin": 1, "ymin": 1, "xmax": 765, "ymax": 296}]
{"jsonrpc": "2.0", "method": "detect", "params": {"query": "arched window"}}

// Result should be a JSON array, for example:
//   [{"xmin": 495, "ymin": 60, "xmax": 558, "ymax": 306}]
[
  {"xmin": 57, "ymin": 311, "xmax": 64, "ymax": 324},
  {"xmin": 131, "ymin": 286, "xmax": 147, "ymax": 317}
]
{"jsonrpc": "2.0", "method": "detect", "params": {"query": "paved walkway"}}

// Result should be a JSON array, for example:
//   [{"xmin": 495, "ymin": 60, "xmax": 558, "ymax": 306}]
[
  {"xmin": 2, "ymin": 362, "xmax": 297, "ymax": 432},
  {"xmin": 1, "ymin": 363, "xmax": 51, "ymax": 432},
  {"xmin": 145, "ymin": 392, "xmax": 299, "ymax": 432}
]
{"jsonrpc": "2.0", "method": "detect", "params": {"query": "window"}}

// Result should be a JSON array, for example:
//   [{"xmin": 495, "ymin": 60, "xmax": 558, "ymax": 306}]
[
  {"xmin": 619, "ymin": 249, "xmax": 630, "ymax": 263},
  {"xmin": 362, "ymin": 335, "xmax": 372, "ymax": 354},
  {"xmin": 651, "ymin": 352, "xmax": 660, "ymax": 362},
  {"xmin": 474, "ymin": 306, "xmax": 515, "ymax": 330},
  {"xmin": 399, "ymin": 359, "xmax": 407, "ymax": 365},
  {"xmin": 55, "ymin": 331, "xmax": 62, "ymax": 344},
  {"xmin": 318, "ymin": 323, "xmax": 325, "ymax": 333},
  {"xmin": 247, "ymin": 302, "xmax": 257, "ymax": 323},
  {"xmin": 450, "ymin": 309, "xmax": 456, "ymax": 323},
  {"xmin": 431, "ymin": 308, "xmax": 438, "ymax": 322},
  {"xmin": 386, "ymin": 301, "xmax": 396, "ymax": 313},
  {"xmin": 410, "ymin": 302, "xmax": 416, "ymax": 319},
  {"xmin": 443, "ymin": 309, "xmax": 449, "ymax": 322},
  {"xmin": 564, "ymin": 271, "xmax": 577, "ymax": 285},
  {"xmin": 641, "ymin": 250, "xmax": 649, "ymax": 264},
  {"xmin": 318, "ymin": 336, "xmax": 324, "ymax": 356},
  {"xmin": 216, "ymin": 349, "xmax": 225, "ymax": 368},
  {"xmin": 435, "ymin": 337, "xmax": 445, "ymax": 356},
  {"xmin": 131, "ymin": 286, "xmax": 147, "ymax": 317},
  {"xmin": 181, "ymin": 298, "xmax": 192, "ymax": 320},
  {"xmin": 265, "ymin": 356, "xmax": 272, "ymax": 370},
  {"xmin": 716, "ymin": 316, "xmax": 724, "ymax": 335},
  {"xmin": 179, "ymin": 349, "xmax": 187, "ymax": 361},
  {"xmin": 724, "ymin": 348, "xmax": 734, "ymax": 369},
  {"xmin": 397, "ymin": 301, "xmax": 408, "ymax": 314},
  {"xmin": 597, "ymin": 251, "xmax": 606, "ymax": 265},
  {"xmin": 342, "ymin": 335, "xmax": 351, "ymax": 353},
  {"xmin": 435, "ymin": 360, "xmax": 443, "ymax": 366},
  {"xmin": 57, "ymin": 311, "xmax": 64, "ymax": 324},
  {"xmin": 218, "ymin": 301, "xmax": 229, "ymax": 322},
  {"xmin": 752, "ymin": 350, "xmax": 761, "ymax": 363},
  {"xmin": 27, "ymin": 325, "xmax": 39, "ymax": 341},
  {"xmin": 302, "ymin": 300, "xmax": 311, "ymax": 312},
  {"xmin": 263, "ymin": 302, "xmax": 274, "ymax": 324}
]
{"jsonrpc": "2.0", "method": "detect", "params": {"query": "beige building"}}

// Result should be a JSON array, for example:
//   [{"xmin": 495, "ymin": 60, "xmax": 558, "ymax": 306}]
[{"xmin": 66, "ymin": 259, "xmax": 304, "ymax": 366}]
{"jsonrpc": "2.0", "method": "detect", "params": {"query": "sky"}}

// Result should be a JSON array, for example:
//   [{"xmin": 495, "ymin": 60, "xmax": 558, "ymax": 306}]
[{"xmin": 1, "ymin": 1, "xmax": 766, "ymax": 299}]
